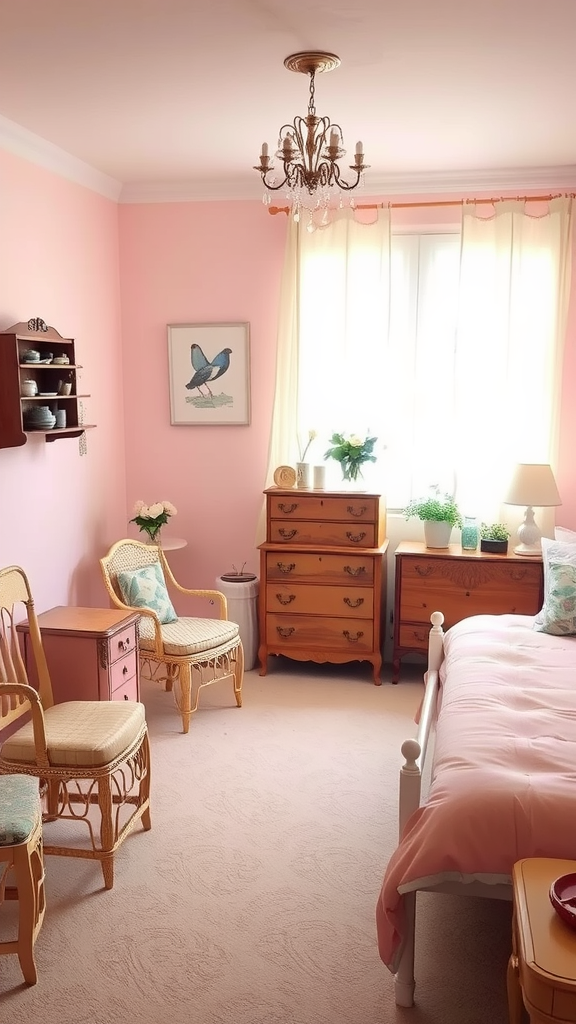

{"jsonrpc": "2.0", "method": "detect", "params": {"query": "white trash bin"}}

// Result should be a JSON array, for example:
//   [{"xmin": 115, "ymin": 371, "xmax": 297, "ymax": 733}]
[{"xmin": 216, "ymin": 573, "xmax": 259, "ymax": 671}]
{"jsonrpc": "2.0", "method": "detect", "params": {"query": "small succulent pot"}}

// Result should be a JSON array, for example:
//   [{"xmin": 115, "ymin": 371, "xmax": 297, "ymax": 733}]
[{"xmin": 480, "ymin": 538, "xmax": 508, "ymax": 554}]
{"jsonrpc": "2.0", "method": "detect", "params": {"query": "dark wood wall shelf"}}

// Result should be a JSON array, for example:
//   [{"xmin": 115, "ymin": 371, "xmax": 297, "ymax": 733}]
[{"xmin": 0, "ymin": 321, "xmax": 96, "ymax": 449}]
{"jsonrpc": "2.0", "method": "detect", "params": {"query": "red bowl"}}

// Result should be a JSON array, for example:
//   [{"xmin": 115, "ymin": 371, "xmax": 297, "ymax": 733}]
[{"xmin": 549, "ymin": 873, "xmax": 576, "ymax": 931}]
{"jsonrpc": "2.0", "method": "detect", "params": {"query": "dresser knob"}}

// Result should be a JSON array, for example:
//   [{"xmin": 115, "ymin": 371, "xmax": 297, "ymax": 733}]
[
  {"xmin": 123, "ymin": 694, "xmax": 129, "ymax": 700},
  {"xmin": 343, "ymin": 630, "xmax": 364, "ymax": 644},
  {"xmin": 346, "ymin": 504, "xmax": 368, "ymax": 518},
  {"xmin": 123, "ymin": 665, "xmax": 128, "ymax": 675},
  {"xmin": 344, "ymin": 565, "xmax": 366, "ymax": 577}
]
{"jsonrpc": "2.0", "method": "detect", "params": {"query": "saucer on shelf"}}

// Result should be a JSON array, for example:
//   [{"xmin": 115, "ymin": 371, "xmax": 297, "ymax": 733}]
[{"xmin": 39, "ymin": 392, "xmax": 58, "ymax": 397}]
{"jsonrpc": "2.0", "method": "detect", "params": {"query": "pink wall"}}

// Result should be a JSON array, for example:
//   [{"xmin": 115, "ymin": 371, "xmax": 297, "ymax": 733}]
[
  {"xmin": 0, "ymin": 150, "xmax": 127, "ymax": 611},
  {"xmin": 118, "ymin": 201, "xmax": 286, "ymax": 595}
]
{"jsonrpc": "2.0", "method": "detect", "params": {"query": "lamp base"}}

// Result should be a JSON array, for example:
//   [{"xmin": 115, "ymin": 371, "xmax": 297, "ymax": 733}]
[
  {"xmin": 514, "ymin": 506, "xmax": 542, "ymax": 557},
  {"xmin": 513, "ymin": 542, "xmax": 543, "ymax": 557}
]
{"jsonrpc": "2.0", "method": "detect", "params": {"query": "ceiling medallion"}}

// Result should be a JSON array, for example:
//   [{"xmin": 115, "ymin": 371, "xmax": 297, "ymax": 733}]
[{"xmin": 254, "ymin": 50, "xmax": 369, "ymax": 225}]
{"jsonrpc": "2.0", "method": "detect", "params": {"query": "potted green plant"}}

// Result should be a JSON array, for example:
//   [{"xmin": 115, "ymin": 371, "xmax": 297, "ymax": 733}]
[
  {"xmin": 480, "ymin": 522, "xmax": 510, "ymax": 554},
  {"xmin": 403, "ymin": 491, "xmax": 462, "ymax": 548}
]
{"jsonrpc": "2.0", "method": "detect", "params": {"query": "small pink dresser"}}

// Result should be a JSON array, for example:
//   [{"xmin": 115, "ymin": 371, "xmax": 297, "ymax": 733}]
[{"xmin": 17, "ymin": 606, "xmax": 140, "ymax": 703}]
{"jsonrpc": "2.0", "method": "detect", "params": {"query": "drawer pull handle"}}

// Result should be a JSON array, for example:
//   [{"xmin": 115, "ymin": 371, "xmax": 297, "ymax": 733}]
[
  {"xmin": 344, "ymin": 597, "xmax": 364, "ymax": 608},
  {"xmin": 344, "ymin": 565, "xmax": 366, "ymax": 577},
  {"xmin": 343, "ymin": 630, "xmax": 364, "ymax": 644},
  {"xmin": 124, "ymin": 694, "xmax": 129, "ymax": 700},
  {"xmin": 276, "ymin": 626, "xmax": 295, "ymax": 638},
  {"xmin": 276, "ymin": 593, "xmax": 296, "ymax": 605},
  {"xmin": 118, "ymin": 638, "xmax": 131, "ymax": 652},
  {"xmin": 415, "ymin": 565, "xmax": 434, "ymax": 577},
  {"xmin": 346, "ymin": 531, "xmax": 366, "ymax": 544},
  {"xmin": 279, "ymin": 528, "xmax": 297, "ymax": 540},
  {"xmin": 412, "ymin": 630, "xmax": 426, "ymax": 641},
  {"xmin": 123, "ymin": 665, "xmax": 128, "ymax": 675},
  {"xmin": 277, "ymin": 562, "xmax": 295, "ymax": 574},
  {"xmin": 347, "ymin": 504, "xmax": 368, "ymax": 518},
  {"xmin": 278, "ymin": 502, "xmax": 298, "ymax": 514}
]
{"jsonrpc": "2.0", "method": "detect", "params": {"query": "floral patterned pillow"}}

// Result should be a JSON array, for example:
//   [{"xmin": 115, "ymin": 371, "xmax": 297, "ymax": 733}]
[
  {"xmin": 117, "ymin": 562, "xmax": 177, "ymax": 625},
  {"xmin": 533, "ymin": 560, "xmax": 576, "ymax": 636}
]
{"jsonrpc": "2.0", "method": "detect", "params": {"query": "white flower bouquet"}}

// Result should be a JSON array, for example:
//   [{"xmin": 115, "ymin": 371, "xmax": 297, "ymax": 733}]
[{"xmin": 129, "ymin": 500, "xmax": 177, "ymax": 542}]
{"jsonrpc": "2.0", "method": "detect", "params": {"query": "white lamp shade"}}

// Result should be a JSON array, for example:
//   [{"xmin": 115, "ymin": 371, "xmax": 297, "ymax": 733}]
[{"xmin": 504, "ymin": 463, "xmax": 562, "ymax": 508}]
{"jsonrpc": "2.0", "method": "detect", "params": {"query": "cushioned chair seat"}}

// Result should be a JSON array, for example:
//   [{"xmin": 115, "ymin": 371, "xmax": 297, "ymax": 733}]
[
  {"xmin": 2, "ymin": 701, "xmax": 147, "ymax": 769},
  {"xmin": 0, "ymin": 775, "xmax": 41, "ymax": 847},
  {"xmin": 138, "ymin": 615, "xmax": 240, "ymax": 657}
]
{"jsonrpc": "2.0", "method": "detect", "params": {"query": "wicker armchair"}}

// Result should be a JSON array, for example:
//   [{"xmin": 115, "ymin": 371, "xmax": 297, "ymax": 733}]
[
  {"xmin": 99, "ymin": 540, "xmax": 243, "ymax": 733},
  {"xmin": 0, "ymin": 774, "xmax": 45, "ymax": 984},
  {"xmin": 0, "ymin": 565, "xmax": 151, "ymax": 891}
]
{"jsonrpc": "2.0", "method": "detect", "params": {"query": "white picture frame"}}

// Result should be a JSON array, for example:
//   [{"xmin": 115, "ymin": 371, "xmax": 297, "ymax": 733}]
[{"xmin": 167, "ymin": 322, "xmax": 251, "ymax": 426}]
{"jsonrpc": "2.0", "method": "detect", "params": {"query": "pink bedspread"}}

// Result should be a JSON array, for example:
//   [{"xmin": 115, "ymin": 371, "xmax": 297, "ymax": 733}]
[{"xmin": 376, "ymin": 614, "xmax": 576, "ymax": 972}]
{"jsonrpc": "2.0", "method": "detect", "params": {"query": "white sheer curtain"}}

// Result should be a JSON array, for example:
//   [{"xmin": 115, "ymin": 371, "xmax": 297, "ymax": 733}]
[
  {"xmin": 262, "ymin": 196, "xmax": 572, "ymax": 531},
  {"xmin": 452, "ymin": 197, "xmax": 573, "ymax": 521},
  {"xmin": 263, "ymin": 207, "xmax": 392, "ymax": 491}
]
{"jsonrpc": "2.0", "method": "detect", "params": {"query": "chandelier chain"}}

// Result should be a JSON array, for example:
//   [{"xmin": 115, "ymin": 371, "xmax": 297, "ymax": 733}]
[{"xmin": 308, "ymin": 72, "xmax": 316, "ymax": 117}]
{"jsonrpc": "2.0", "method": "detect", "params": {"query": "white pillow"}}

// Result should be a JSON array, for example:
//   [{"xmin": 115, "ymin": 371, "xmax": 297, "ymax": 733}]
[
  {"xmin": 534, "ymin": 537, "xmax": 576, "ymax": 631},
  {"xmin": 555, "ymin": 526, "xmax": 576, "ymax": 543}
]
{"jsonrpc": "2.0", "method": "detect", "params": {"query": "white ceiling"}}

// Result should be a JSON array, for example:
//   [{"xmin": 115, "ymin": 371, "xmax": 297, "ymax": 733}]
[{"xmin": 1, "ymin": 0, "xmax": 575, "ymax": 202}]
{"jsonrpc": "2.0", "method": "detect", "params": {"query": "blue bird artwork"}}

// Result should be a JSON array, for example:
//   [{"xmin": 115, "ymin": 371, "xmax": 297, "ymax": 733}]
[{"xmin": 185, "ymin": 343, "xmax": 233, "ymax": 408}]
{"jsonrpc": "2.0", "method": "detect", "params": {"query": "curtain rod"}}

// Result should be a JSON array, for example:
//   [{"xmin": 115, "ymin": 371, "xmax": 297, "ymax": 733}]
[{"xmin": 267, "ymin": 192, "xmax": 576, "ymax": 216}]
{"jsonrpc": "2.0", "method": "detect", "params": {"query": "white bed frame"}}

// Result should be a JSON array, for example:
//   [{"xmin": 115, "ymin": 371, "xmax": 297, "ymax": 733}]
[{"xmin": 394, "ymin": 611, "xmax": 512, "ymax": 1008}]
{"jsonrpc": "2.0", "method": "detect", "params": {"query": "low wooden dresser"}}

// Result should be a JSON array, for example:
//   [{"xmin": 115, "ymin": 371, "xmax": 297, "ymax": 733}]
[
  {"xmin": 17, "ymin": 606, "xmax": 140, "ymax": 702},
  {"xmin": 508, "ymin": 858, "xmax": 576, "ymax": 1024},
  {"xmin": 258, "ymin": 487, "xmax": 388, "ymax": 683},
  {"xmin": 392, "ymin": 542, "xmax": 544, "ymax": 682}
]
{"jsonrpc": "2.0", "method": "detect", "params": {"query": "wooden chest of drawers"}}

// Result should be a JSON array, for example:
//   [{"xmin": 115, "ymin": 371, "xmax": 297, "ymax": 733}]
[
  {"xmin": 258, "ymin": 487, "xmax": 388, "ymax": 683},
  {"xmin": 392, "ymin": 542, "xmax": 544, "ymax": 682},
  {"xmin": 17, "ymin": 606, "xmax": 140, "ymax": 703}
]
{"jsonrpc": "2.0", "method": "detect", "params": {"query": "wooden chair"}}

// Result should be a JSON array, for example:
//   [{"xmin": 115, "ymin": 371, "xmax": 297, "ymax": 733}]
[
  {"xmin": 0, "ymin": 565, "xmax": 151, "ymax": 890},
  {"xmin": 0, "ymin": 774, "xmax": 45, "ymax": 985},
  {"xmin": 100, "ymin": 539, "xmax": 243, "ymax": 733}
]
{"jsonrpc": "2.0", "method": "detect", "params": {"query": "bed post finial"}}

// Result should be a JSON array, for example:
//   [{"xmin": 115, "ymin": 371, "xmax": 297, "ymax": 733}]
[{"xmin": 430, "ymin": 611, "xmax": 444, "ymax": 631}]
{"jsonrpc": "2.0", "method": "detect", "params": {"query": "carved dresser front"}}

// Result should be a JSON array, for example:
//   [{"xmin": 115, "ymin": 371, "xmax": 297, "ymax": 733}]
[
  {"xmin": 392, "ymin": 541, "xmax": 544, "ymax": 682},
  {"xmin": 258, "ymin": 487, "xmax": 388, "ymax": 684}
]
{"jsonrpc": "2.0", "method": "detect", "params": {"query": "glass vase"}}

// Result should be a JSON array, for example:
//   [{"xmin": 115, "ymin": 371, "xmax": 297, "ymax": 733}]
[{"xmin": 461, "ymin": 517, "xmax": 479, "ymax": 551}]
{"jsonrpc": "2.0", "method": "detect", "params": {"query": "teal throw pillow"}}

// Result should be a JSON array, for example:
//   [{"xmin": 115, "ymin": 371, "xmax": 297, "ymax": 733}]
[
  {"xmin": 117, "ymin": 562, "xmax": 177, "ymax": 625},
  {"xmin": 533, "ymin": 560, "xmax": 576, "ymax": 636}
]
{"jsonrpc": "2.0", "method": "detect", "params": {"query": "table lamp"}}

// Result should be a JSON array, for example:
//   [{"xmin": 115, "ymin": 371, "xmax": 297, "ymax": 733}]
[{"xmin": 504, "ymin": 463, "xmax": 562, "ymax": 556}]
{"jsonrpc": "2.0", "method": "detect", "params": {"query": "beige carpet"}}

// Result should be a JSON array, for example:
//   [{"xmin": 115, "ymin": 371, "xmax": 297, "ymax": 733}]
[{"xmin": 0, "ymin": 660, "xmax": 512, "ymax": 1023}]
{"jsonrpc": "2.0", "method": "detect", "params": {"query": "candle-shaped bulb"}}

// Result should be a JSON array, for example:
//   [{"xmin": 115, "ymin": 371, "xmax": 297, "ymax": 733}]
[
  {"xmin": 355, "ymin": 140, "xmax": 363, "ymax": 156},
  {"xmin": 261, "ymin": 142, "xmax": 268, "ymax": 158},
  {"xmin": 329, "ymin": 130, "xmax": 339, "ymax": 149}
]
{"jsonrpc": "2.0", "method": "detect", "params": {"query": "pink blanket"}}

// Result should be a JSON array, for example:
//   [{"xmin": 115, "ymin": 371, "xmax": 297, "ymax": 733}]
[{"xmin": 376, "ymin": 614, "xmax": 576, "ymax": 972}]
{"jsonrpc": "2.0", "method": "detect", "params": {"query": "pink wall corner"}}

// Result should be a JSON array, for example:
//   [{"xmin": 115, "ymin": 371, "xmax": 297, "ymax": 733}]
[
  {"xmin": 118, "ymin": 200, "xmax": 287, "ymax": 598},
  {"xmin": 0, "ymin": 149, "xmax": 127, "ymax": 612}
]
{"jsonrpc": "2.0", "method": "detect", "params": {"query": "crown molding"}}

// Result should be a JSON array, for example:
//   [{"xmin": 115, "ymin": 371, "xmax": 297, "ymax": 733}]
[
  {"xmin": 0, "ymin": 114, "xmax": 122, "ymax": 201},
  {"xmin": 120, "ymin": 164, "xmax": 576, "ymax": 204},
  {"xmin": 0, "ymin": 110, "xmax": 574, "ymax": 204}
]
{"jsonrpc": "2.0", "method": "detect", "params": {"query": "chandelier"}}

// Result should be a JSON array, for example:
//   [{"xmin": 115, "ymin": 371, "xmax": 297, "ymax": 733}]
[{"xmin": 254, "ymin": 51, "xmax": 368, "ymax": 222}]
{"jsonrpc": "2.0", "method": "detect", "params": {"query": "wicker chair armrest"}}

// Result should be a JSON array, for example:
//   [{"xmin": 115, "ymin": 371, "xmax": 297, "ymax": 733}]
[
  {"xmin": 159, "ymin": 556, "xmax": 228, "ymax": 618},
  {"xmin": 0, "ymin": 683, "xmax": 49, "ymax": 770}
]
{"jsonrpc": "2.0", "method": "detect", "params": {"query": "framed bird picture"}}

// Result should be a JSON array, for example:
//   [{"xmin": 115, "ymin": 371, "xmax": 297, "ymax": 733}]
[{"xmin": 167, "ymin": 322, "xmax": 251, "ymax": 426}]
